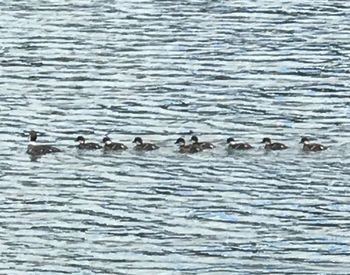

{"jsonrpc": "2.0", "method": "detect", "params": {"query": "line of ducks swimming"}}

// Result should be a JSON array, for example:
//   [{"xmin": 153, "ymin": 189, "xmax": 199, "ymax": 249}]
[{"xmin": 26, "ymin": 130, "xmax": 330, "ymax": 156}]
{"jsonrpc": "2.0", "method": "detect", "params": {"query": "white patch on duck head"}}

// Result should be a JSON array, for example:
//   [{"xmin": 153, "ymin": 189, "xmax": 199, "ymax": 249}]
[
  {"xmin": 178, "ymin": 140, "xmax": 185, "ymax": 146},
  {"xmin": 261, "ymin": 138, "xmax": 271, "ymax": 144}
]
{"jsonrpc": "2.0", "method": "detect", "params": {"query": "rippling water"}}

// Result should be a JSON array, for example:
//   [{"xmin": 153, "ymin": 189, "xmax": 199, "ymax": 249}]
[{"xmin": 1, "ymin": 0, "xmax": 350, "ymax": 273}]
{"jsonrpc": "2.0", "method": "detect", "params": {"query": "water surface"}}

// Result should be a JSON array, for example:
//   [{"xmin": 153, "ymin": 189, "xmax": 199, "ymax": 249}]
[{"xmin": 0, "ymin": 0, "xmax": 350, "ymax": 274}]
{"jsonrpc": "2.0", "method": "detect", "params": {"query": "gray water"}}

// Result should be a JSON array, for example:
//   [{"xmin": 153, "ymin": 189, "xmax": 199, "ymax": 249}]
[{"xmin": 1, "ymin": 0, "xmax": 350, "ymax": 274}]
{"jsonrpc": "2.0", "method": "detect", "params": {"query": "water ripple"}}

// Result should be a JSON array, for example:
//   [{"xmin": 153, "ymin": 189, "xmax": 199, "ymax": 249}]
[{"xmin": 1, "ymin": 0, "xmax": 350, "ymax": 274}]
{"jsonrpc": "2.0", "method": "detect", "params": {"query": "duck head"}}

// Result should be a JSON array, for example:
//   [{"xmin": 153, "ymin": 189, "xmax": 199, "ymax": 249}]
[
  {"xmin": 133, "ymin": 137, "xmax": 143, "ymax": 145},
  {"xmin": 102, "ymin": 136, "xmax": 112, "ymax": 145},
  {"xmin": 29, "ymin": 130, "xmax": 37, "ymax": 142},
  {"xmin": 75, "ymin": 136, "xmax": 85, "ymax": 144},
  {"xmin": 226, "ymin": 137, "xmax": 235, "ymax": 144},
  {"xmin": 175, "ymin": 137, "xmax": 185, "ymax": 145},
  {"xmin": 190, "ymin": 135, "xmax": 199, "ymax": 144},
  {"xmin": 261, "ymin": 137, "xmax": 271, "ymax": 144},
  {"xmin": 300, "ymin": 137, "xmax": 310, "ymax": 144}
]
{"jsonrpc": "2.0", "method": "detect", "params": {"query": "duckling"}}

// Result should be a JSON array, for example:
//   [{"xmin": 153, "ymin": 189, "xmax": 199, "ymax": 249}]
[
  {"xmin": 132, "ymin": 137, "xmax": 159, "ymax": 151},
  {"xmin": 190, "ymin": 135, "xmax": 215, "ymax": 150},
  {"xmin": 226, "ymin": 137, "xmax": 253, "ymax": 150},
  {"xmin": 75, "ymin": 136, "xmax": 102, "ymax": 150},
  {"xmin": 175, "ymin": 137, "xmax": 202, "ymax": 153},
  {"xmin": 261, "ymin": 137, "xmax": 288, "ymax": 150},
  {"xmin": 102, "ymin": 136, "xmax": 128, "ymax": 151},
  {"xmin": 300, "ymin": 137, "xmax": 329, "ymax": 152},
  {"xmin": 26, "ymin": 130, "xmax": 61, "ymax": 155}
]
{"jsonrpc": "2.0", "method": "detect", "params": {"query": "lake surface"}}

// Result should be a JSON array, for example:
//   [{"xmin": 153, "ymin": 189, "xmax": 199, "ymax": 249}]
[{"xmin": 1, "ymin": 0, "xmax": 350, "ymax": 274}]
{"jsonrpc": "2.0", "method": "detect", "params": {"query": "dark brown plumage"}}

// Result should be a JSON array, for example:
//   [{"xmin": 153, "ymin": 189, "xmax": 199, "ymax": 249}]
[
  {"xmin": 133, "ymin": 137, "xmax": 159, "ymax": 151},
  {"xmin": 261, "ymin": 137, "xmax": 288, "ymax": 150},
  {"xmin": 190, "ymin": 135, "xmax": 215, "ymax": 150},
  {"xmin": 75, "ymin": 136, "xmax": 102, "ymax": 150},
  {"xmin": 102, "ymin": 137, "xmax": 127, "ymax": 151},
  {"xmin": 175, "ymin": 137, "xmax": 202, "ymax": 153},
  {"xmin": 26, "ymin": 130, "xmax": 61, "ymax": 155},
  {"xmin": 300, "ymin": 137, "xmax": 329, "ymax": 152},
  {"xmin": 226, "ymin": 137, "xmax": 253, "ymax": 150}
]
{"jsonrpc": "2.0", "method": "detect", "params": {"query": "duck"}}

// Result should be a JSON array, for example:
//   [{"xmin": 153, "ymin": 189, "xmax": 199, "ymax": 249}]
[
  {"xmin": 175, "ymin": 137, "xmax": 202, "ymax": 153},
  {"xmin": 102, "ymin": 136, "xmax": 128, "ymax": 151},
  {"xmin": 26, "ymin": 130, "xmax": 61, "ymax": 155},
  {"xmin": 226, "ymin": 137, "xmax": 253, "ymax": 150},
  {"xmin": 300, "ymin": 137, "xmax": 329, "ymax": 152},
  {"xmin": 75, "ymin": 136, "xmax": 102, "ymax": 150},
  {"xmin": 190, "ymin": 135, "xmax": 215, "ymax": 150},
  {"xmin": 261, "ymin": 137, "xmax": 288, "ymax": 150},
  {"xmin": 132, "ymin": 137, "xmax": 159, "ymax": 151}
]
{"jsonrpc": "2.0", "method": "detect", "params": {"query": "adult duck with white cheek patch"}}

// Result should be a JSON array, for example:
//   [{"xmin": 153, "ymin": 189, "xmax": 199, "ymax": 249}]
[{"xmin": 26, "ymin": 130, "xmax": 62, "ymax": 156}]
